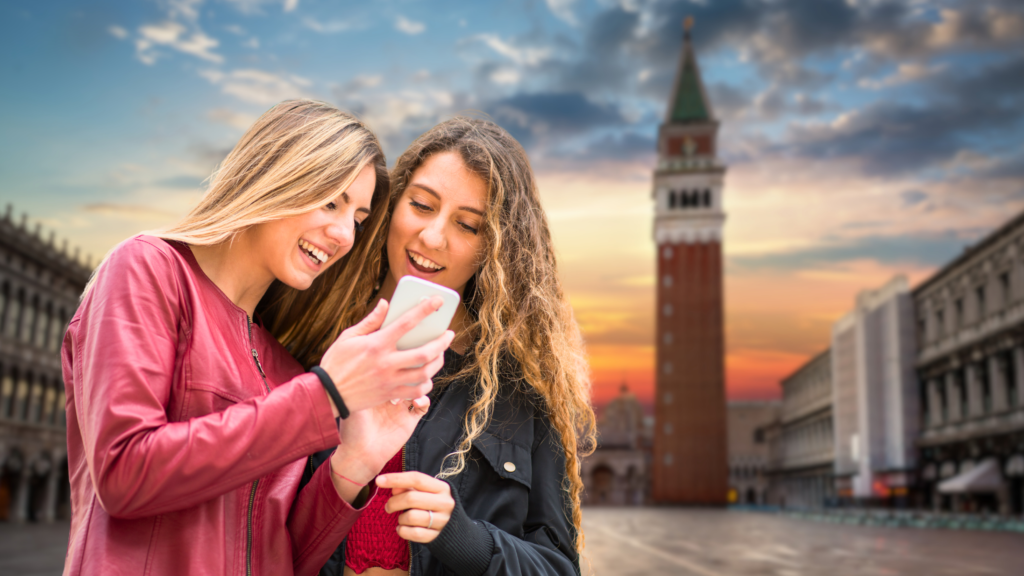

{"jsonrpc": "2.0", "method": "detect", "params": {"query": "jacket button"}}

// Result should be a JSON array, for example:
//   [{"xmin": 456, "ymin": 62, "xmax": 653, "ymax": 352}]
[{"xmin": 503, "ymin": 462, "xmax": 516, "ymax": 473}]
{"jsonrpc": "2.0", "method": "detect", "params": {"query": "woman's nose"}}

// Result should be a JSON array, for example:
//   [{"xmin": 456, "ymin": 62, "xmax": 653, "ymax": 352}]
[
  {"xmin": 325, "ymin": 215, "xmax": 354, "ymax": 251},
  {"xmin": 420, "ymin": 217, "xmax": 446, "ymax": 249}
]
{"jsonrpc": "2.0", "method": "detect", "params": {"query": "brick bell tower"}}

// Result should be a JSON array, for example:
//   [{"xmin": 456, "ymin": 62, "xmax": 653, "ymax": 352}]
[{"xmin": 651, "ymin": 17, "xmax": 728, "ymax": 505}]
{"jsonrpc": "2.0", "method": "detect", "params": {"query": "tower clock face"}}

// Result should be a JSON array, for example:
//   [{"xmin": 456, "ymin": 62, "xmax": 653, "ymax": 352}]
[{"xmin": 683, "ymin": 137, "xmax": 696, "ymax": 157}]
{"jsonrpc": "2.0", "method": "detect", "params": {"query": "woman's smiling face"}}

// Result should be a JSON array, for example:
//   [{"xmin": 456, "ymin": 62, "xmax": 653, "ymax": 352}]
[{"xmin": 385, "ymin": 151, "xmax": 487, "ymax": 296}]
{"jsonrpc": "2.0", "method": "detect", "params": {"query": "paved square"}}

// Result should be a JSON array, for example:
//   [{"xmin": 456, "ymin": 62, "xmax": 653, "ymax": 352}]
[
  {"xmin": 4, "ymin": 510, "xmax": 1024, "ymax": 575},
  {"xmin": 581, "ymin": 508, "xmax": 1024, "ymax": 576}
]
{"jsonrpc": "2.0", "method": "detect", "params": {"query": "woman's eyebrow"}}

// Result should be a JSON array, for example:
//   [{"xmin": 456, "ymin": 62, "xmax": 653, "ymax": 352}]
[
  {"xmin": 409, "ymin": 183, "xmax": 484, "ymax": 216},
  {"xmin": 341, "ymin": 191, "xmax": 370, "ymax": 215}
]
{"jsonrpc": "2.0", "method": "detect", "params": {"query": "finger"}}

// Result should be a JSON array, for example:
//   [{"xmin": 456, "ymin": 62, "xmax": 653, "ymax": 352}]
[
  {"xmin": 396, "ymin": 525, "xmax": 440, "ymax": 544},
  {"xmin": 379, "ymin": 297, "xmax": 445, "ymax": 343},
  {"xmin": 377, "ymin": 471, "xmax": 449, "ymax": 493},
  {"xmin": 411, "ymin": 396, "xmax": 430, "ymax": 411},
  {"xmin": 394, "ymin": 354, "xmax": 444, "ymax": 386},
  {"xmin": 342, "ymin": 299, "xmax": 389, "ymax": 338},
  {"xmin": 391, "ymin": 332, "xmax": 454, "ymax": 371},
  {"xmin": 385, "ymin": 491, "xmax": 453, "ymax": 514},
  {"xmin": 398, "ymin": 509, "xmax": 450, "ymax": 529}
]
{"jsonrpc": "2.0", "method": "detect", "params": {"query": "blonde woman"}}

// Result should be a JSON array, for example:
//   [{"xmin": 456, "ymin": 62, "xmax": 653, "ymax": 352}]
[
  {"xmin": 60, "ymin": 100, "xmax": 453, "ymax": 576},
  {"xmin": 267, "ymin": 118, "xmax": 597, "ymax": 576}
]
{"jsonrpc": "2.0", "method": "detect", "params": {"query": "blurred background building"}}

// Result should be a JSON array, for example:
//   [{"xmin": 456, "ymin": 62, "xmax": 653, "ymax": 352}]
[
  {"xmin": 765, "ymin": 351, "xmax": 835, "ymax": 509},
  {"xmin": 915, "ymin": 213, "xmax": 1024, "ymax": 515},
  {"xmin": 0, "ymin": 206, "xmax": 89, "ymax": 522},
  {"xmin": 726, "ymin": 400, "xmax": 778, "ymax": 506},
  {"xmin": 831, "ymin": 277, "xmax": 919, "ymax": 506},
  {"xmin": 583, "ymin": 384, "xmax": 650, "ymax": 506}
]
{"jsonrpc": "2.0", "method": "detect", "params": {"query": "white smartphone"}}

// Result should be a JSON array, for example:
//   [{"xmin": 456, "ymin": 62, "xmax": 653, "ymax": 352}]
[{"xmin": 380, "ymin": 276, "xmax": 461, "ymax": 351}]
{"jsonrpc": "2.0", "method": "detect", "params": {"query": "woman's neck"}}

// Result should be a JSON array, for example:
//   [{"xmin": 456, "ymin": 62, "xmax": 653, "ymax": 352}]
[
  {"xmin": 189, "ymin": 236, "xmax": 275, "ymax": 318},
  {"xmin": 376, "ymin": 273, "xmax": 473, "ymax": 355}
]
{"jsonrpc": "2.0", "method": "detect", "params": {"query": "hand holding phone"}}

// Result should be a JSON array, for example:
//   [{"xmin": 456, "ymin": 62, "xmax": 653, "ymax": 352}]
[{"xmin": 380, "ymin": 276, "xmax": 461, "ymax": 351}]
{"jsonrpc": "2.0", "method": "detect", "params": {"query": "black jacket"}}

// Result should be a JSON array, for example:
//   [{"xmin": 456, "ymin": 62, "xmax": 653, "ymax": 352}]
[{"xmin": 301, "ymin": 349, "xmax": 580, "ymax": 576}]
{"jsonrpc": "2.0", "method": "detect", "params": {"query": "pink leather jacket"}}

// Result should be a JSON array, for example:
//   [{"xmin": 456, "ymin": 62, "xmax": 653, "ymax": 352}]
[{"xmin": 61, "ymin": 235, "xmax": 365, "ymax": 576}]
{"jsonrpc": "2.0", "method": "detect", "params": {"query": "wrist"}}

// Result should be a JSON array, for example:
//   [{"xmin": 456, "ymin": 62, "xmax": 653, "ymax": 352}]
[{"xmin": 330, "ymin": 449, "xmax": 378, "ymax": 486}]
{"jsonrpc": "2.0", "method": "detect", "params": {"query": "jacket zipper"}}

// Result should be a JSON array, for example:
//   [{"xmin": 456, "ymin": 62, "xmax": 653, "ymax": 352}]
[
  {"xmin": 246, "ymin": 315, "xmax": 270, "ymax": 576},
  {"xmin": 402, "ymin": 444, "xmax": 413, "ymax": 575}
]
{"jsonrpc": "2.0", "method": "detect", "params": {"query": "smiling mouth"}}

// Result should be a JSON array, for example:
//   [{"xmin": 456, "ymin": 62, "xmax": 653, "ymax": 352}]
[
  {"xmin": 299, "ymin": 239, "xmax": 328, "ymax": 267},
  {"xmin": 407, "ymin": 250, "xmax": 444, "ymax": 274}
]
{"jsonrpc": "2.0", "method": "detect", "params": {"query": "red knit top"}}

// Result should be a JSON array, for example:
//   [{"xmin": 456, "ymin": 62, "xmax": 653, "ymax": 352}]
[{"xmin": 345, "ymin": 449, "xmax": 409, "ymax": 573}]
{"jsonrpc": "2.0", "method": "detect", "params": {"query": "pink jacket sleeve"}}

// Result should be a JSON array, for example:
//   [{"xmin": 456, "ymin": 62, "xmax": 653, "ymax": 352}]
[{"xmin": 68, "ymin": 238, "xmax": 341, "ymax": 519}]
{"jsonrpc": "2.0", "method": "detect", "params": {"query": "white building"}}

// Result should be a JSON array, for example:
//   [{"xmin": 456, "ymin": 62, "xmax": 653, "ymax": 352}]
[{"xmin": 831, "ymin": 276, "xmax": 919, "ymax": 503}]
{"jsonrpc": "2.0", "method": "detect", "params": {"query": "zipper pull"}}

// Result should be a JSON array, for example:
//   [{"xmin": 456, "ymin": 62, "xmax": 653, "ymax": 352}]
[{"xmin": 252, "ymin": 348, "xmax": 266, "ymax": 377}]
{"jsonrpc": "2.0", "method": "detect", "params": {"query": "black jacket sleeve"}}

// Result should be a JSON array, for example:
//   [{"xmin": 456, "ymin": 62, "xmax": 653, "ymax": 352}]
[{"xmin": 426, "ymin": 417, "xmax": 580, "ymax": 576}]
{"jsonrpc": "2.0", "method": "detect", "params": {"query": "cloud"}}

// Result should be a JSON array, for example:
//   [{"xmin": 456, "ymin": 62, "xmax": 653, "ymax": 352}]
[
  {"xmin": 108, "ymin": 25, "xmax": 128, "ymax": 40},
  {"xmin": 783, "ymin": 54, "xmax": 1024, "ymax": 175},
  {"xmin": 858, "ymin": 62, "xmax": 945, "ymax": 90},
  {"xmin": 135, "ymin": 21, "xmax": 223, "ymax": 65},
  {"xmin": 487, "ymin": 92, "xmax": 626, "ymax": 147},
  {"xmin": 283, "ymin": 0, "xmax": 299, "ymax": 13},
  {"xmin": 303, "ymin": 17, "xmax": 358, "ymax": 34},
  {"xmin": 200, "ymin": 68, "xmax": 311, "ymax": 105},
  {"xmin": 208, "ymin": 108, "xmax": 259, "ymax": 130},
  {"xmin": 546, "ymin": 0, "xmax": 579, "ymax": 26},
  {"xmin": 730, "ymin": 232, "xmax": 971, "ymax": 272},
  {"xmin": 471, "ymin": 34, "xmax": 553, "ymax": 66},
  {"xmin": 82, "ymin": 203, "xmax": 178, "ymax": 220},
  {"xmin": 395, "ymin": 15, "xmax": 425, "ymax": 35}
]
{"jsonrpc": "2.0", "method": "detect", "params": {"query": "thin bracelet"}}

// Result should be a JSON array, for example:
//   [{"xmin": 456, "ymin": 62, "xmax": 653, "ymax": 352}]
[
  {"xmin": 311, "ymin": 366, "xmax": 349, "ymax": 419},
  {"xmin": 329, "ymin": 458, "xmax": 367, "ymax": 487}
]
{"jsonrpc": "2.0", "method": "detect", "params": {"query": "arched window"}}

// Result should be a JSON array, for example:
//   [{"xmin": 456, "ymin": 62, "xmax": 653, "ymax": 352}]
[
  {"xmin": 0, "ymin": 364, "xmax": 10, "ymax": 418},
  {"xmin": 13, "ymin": 369, "xmax": 28, "ymax": 421},
  {"xmin": 690, "ymin": 191, "xmax": 702, "ymax": 206},
  {"xmin": 680, "ymin": 191, "xmax": 690, "ymax": 208},
  {"xmin": 35, "ymin": 302, "xmax": 50, "ymax": 350},
  {"xmin": 5, "ymin": 288, "xmax": 22, "ymax": 339},
  {"xmin": 29, "ymin": 374, "xmax": 44, "ymax": 423},
  {"xmin": 50, "ymin": 309, "xmax": 66, "ymax": 353},
  {"xmin": 0, "ymin": 282, "xmax": 7, "ymax": 334},
  {"xmin": 703, "ymin": 189, "xmax": 711, "ymax": 207},
  {"xmin": 22, "ymin": 294, "xmax": 38, "ymax": 344},
  {"xmin": 42, "ymin": 378, "xmax": 57, "ymax": 425},
  {"xmin": 668, "ymin": 190, "xmax": 676, "ymax": 208}
]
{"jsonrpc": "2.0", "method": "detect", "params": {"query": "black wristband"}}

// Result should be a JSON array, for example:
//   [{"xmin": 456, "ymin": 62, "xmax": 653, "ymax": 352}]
[{"xmin": 311, "ymin": 366, "xmax": 349, "ymax": 419}]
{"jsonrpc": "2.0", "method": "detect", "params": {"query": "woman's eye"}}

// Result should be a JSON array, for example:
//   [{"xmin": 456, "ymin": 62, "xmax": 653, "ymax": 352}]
[
  {"xmin": 410, "ymin": 200, "xmax": 431, "ymax": 212},
  {"xmin": 459, "ymin": 222, "xmax": 479, "ymax": 235},
  {"xmin": 354, "ymin": 219, "xmax": 365, "ymax": 233},
  {"xmin": 324, "ymin": 201, "xmax": 337, "ymax": 211}
]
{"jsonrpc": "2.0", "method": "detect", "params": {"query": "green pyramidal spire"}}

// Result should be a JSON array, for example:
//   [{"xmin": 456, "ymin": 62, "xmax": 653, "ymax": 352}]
[{"xmin": 669, "ymin": 18, "xmax": 712, "ymax": 123}]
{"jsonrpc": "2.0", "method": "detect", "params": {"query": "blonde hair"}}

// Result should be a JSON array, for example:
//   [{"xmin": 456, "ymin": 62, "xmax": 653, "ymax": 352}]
[
  {"xmin": 85, "ymin": 100, "xmax": 390, "ymax": 337},
  {"xmin": 269, "ymin": 117, "xmax": 597, "ymax": 552}
]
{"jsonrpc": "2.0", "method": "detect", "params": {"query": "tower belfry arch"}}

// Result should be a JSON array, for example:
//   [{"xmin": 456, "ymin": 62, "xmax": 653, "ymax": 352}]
[{"xmin": 651, "ymin": 17, "xmax": 728, "ymax": 505}]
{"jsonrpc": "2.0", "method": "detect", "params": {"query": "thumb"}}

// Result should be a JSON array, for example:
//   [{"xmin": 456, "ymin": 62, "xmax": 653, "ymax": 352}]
[{"xmin": 341, "ymin": 299, "xmax": 389, "ymax": 339}]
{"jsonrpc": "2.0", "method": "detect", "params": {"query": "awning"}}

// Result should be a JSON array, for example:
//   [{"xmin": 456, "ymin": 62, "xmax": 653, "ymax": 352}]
[{"xmin": 938, "ymin": 458, "xmax": 1003, "ymax": 494}]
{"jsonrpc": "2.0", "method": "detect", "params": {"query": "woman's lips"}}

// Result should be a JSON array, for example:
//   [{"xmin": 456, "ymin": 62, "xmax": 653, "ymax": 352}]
[
  {"xmin": 299, "ymin": 244, "xmax": 321, "ymax": 271},
  {"xmin": 407, "ymin": 251, "xmax": 443, "ymax": 275}
]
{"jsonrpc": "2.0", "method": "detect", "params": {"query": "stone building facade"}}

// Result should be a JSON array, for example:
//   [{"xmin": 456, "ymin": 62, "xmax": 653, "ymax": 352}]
[
  {"xmin": 831, "ymin": 276, "xmax": 919, "ymax": 506},
  {"xmin": 915, "ymin": 212, "xmax": 1024, "ymax": 514},
  {"xmin": 0, "ymin": 208, "xmax": 89, "ymax": 522},
  {"xmin": 727, "ymin": 401, "xmax": 778, "ymax": 505},
  {"xmin": 582, "ymin": 385, "xmax": 650, "ymax": 506},
  {"xmin": 766, "ymin": 350, "xmax": 835, "ymax": 509}
]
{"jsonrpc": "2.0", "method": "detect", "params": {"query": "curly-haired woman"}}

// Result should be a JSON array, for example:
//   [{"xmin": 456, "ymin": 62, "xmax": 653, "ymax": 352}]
[
  {"xmin": 265, "ymin": 117, "xmax": 598, "ymax": 576},
  {"xmin": 61, "ymin": 100, "xmax": 454, "ymax": 576}
]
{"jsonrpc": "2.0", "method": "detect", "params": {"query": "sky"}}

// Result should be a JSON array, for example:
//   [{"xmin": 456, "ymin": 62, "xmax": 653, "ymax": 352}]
[{"xmin": 1, "ymin": 0, "xmax": 1023, "ymax": 413}]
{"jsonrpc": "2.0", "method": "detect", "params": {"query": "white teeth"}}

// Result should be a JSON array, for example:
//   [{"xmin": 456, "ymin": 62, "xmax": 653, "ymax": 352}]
[
  {"xmin": 410, "ymin": 252, "xmax": 442, "ymax": 270},
  {"xmin": 298, "ymin": 240, "xmax": 328, "ymax": 264}
]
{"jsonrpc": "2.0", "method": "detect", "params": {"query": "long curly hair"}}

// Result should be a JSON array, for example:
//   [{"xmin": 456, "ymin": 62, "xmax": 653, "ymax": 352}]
[{"xmin": 267, "ymin": 117, "xmax": 596, "ymax": 551}]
